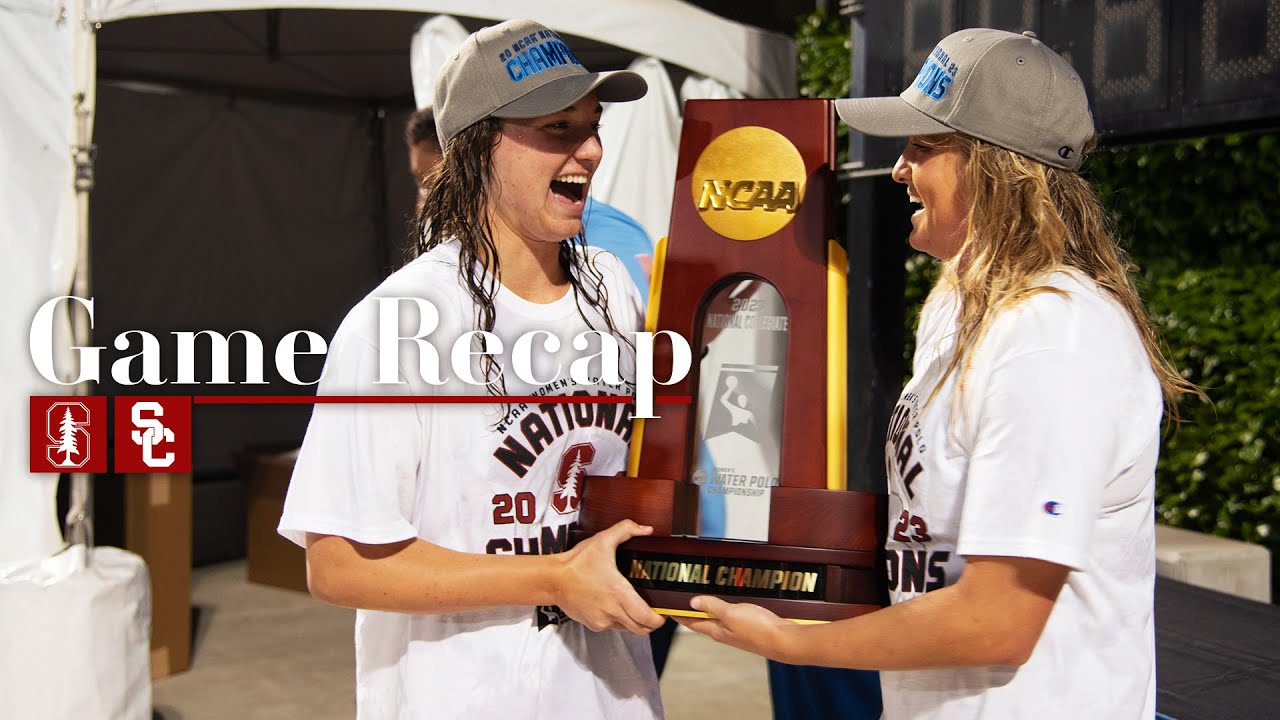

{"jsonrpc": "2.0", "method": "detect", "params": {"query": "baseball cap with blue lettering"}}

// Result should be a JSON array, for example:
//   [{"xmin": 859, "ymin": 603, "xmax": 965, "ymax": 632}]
[
  {"xmin": 834, "ymin": 28, "xmax": 1095, "ymax": 171},
  {"xmin": 434, "ymin": 19, "xmax": 647, "ymax": 146}
]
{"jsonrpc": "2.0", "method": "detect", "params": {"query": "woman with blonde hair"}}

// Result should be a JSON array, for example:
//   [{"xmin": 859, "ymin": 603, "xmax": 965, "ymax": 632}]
[{"xmin": 680, "ymin": 28, "xmax": 1198, "ymax": 719}]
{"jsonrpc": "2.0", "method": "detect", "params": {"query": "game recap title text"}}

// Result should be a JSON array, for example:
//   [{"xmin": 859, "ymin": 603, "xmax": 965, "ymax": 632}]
[{"xmin": 29, "ymin": 297, "xmax": 693, "ymax": 418}]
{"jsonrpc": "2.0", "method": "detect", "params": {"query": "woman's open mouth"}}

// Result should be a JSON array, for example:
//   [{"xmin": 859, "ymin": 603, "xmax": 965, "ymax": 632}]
[{"xmin": 551, "ymin": 174, "xmax": 588, "ymax": 203}]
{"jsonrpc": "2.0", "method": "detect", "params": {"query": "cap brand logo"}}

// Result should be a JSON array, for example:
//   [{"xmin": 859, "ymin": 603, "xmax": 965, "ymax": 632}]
[
  {"xmin": 691, "ymin": 126, "xmax": 807, "ymax": 242},
  {"xmin": 915, "ymin": 46, "xmax": 959, "ymax": 101}
]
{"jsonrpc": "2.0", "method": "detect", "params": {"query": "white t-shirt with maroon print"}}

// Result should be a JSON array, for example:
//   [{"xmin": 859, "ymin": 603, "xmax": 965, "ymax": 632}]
[
  {"xmin": 880, "ymin": 271, "xmax": 1162, "ymax": 720},
  {"xmin": 279, "ymin": 241, "xmax": 661, "ymax": 719}
]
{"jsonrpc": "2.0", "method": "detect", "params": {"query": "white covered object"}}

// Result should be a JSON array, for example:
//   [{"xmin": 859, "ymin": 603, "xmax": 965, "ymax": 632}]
[
  {"xmin": 594, "ymin": 56, "xmax": 683, "ymax": 246},
  {"xmin": 0, "ymin": 546, "xmax": 152, "ymax": 719},
  {"xmin": 409, "ymin": 14, "xmax": 469, "ymax": 110},
  {"xmin": 681, "ymin": 74, "xmax": 746, "ymax": 103}
]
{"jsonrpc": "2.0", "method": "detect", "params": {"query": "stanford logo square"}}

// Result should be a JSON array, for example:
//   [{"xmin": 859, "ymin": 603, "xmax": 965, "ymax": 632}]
[{"xmin": 29, "ymin": 396, "xmax": 107, "ymax": 473}]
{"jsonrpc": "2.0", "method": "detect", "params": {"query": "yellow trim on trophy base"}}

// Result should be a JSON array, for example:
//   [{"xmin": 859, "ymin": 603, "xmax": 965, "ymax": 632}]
[
  {"xmin": 627, "ymin": 236, "xmax": 670, "ymax": 477},
  {"xmin": 655, "ymin": 607, "xmax": 829, "ymax": 625},
  {"xmin": 826, "ymin": 239, "xmax": 848, "ymax": 492}
]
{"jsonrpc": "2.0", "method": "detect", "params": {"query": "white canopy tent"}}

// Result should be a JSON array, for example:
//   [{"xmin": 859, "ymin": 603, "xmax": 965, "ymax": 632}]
[
  {"xmin": 95, "ymin": 0, "xmax": 794, "ymax": 96},
  {"xmin": 0, "ymin": 1, "xmax": 793, "ymax": 715}
]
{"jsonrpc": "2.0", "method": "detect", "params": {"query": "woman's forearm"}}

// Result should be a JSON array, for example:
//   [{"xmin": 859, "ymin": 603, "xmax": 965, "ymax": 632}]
[
  {"xmin": 687, "ymin": 556, "xmax": 1068, "ymax": 670},
  {"xmin": 304, "ymin": 520, "xmax": 666, "ymax": 634},
  {"xmin": 306, "ymin": 534, "xmax": 560, "ymax": 614}
]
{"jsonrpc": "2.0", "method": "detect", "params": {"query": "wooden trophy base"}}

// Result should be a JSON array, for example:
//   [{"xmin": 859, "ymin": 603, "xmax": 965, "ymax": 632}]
[{"xmin": 577, "ymin": 476, "xmax": 888, "ymax": 622}]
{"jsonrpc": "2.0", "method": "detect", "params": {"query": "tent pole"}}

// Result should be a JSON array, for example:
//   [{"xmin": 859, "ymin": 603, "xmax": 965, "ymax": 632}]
[{"xmin": 67, "ymin": 2, "xmax": 99, "ymax": 567}]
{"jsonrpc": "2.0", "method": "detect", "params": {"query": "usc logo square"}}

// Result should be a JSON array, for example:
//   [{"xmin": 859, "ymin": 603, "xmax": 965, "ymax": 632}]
[{"xmin": 114, "ymin": 396, "xmax": 192, "ymax": 473}]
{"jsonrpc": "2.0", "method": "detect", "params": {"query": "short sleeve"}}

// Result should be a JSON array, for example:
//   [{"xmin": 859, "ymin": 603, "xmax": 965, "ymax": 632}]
[
  {"xmin": 277, "ymin": 326, "xmax": 424, "ymax": 548},
  {"xmin": 954, "ymin": 299, "xmax": 1133, "ymax": 570}
]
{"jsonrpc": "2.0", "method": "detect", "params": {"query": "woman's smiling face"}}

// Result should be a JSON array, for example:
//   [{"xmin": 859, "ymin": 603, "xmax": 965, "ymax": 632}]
[
  {"xmin": 891, "ymin": 136, "xmax": 970, "ymax": 260},
  {"xmin": 486, "ymin": 94, "xmax": 603, "ymax": 247}
]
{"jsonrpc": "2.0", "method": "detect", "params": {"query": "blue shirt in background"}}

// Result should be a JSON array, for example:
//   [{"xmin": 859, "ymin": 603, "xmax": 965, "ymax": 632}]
[{"xmin": 582, "ymin": 197, "xmax": 651, "ymax": 298}]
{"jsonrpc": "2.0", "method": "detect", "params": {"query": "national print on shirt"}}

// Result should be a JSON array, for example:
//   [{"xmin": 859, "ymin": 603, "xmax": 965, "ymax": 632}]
[
  {"xmin": 484, "ymin": 376, "xmax": 636, "ymax": 628},
  {"xmin": 884, "ymin": 388, "xmax": 952, "ymax": 597}
]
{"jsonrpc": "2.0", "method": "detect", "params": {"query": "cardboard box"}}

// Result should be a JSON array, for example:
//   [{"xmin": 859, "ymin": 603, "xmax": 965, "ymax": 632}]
[
  {"xmin": 124, "ymin": 472, "xmax": 192, "ymax": 679},
  {"xmin": 242, "ymin": 449, "xmax": 308, "ymax": 593}
]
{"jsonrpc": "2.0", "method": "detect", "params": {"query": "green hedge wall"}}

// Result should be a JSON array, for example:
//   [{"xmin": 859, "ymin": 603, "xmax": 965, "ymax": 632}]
[
  {"xmin": 1091, "ymin": 136, "xmax": 1280, "ymax": 551},
  {"xmin": 795, "ymin": 11, "xmax": 1280, "ymax": 556},
  {"xmin": 1142, "ymin": 265, "xmax": 1279, "ymax": 547}
]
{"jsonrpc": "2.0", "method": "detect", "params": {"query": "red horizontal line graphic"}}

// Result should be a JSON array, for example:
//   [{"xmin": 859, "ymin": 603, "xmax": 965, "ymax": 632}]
[{"xmin": 193, "ymin": 395, "xmax": 692, "ymax": 406}]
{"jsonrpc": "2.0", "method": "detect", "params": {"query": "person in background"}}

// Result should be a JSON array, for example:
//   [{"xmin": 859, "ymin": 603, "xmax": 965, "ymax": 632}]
[
  {"xmin": 678, "ymin": 28, "xmax": 1200, "ymax": 720},
  {"xmin": 404, "ymin": 106, "xmax": 442, "ymax": 200},
  {"xmin": 581, "ymin": 197, "xmax": 651, "ymax": 297},
  {"xmin": 282, "ymin": 19, "xmax": 664, "ymax": 719}
]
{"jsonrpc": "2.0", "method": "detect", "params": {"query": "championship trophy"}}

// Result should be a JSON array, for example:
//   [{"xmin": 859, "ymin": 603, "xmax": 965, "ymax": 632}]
[{"xmin": 577, "ymin": 99, "xmax": 888, "ymax": 621}]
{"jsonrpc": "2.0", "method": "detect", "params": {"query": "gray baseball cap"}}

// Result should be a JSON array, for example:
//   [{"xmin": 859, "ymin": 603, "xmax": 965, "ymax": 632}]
[
  {"xmin": 835, "ymin": 29, "xmax": 1095, "ymax": 171},
  {"xmin": 433, "ymin": 19, "xmax": 647, "ymax": 146}
]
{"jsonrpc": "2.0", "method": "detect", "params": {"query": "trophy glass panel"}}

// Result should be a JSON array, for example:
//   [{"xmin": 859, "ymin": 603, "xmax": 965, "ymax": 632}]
[{"xmin": 690, "ymin": 278, "xmax": 788, "ymax": 542}]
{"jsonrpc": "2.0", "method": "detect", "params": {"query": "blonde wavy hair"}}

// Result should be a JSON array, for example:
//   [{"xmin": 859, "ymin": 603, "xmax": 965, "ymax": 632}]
[{"xmin": 921, "ymin": 133, "xmax": 1200, "ymax": 420}]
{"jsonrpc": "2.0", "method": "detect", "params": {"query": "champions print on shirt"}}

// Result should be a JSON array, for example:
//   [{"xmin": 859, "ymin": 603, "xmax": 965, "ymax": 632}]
[{"xmin": 885, "ymin": 390, "xmax": 951, "ymax": 596}]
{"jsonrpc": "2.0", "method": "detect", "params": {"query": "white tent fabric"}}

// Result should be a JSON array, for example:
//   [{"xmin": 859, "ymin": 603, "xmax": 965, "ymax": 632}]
[
  {"xmin": 409, "ymin": 14, "xmax": 468, "ymax": 110},
  {"xmin": 594, "ymin": 56, "xmax": 683, "ymax": 246},
  {"xmin": 87, "ymin": 0, "xmax": 796, "ymax": 99},
  {"xmin": 0, "ymin": 0, "xmax": 86, "ymax": 566},
  {"xmin": 0, "ymin": 5, "xmax": 148, "ymax": 716}
]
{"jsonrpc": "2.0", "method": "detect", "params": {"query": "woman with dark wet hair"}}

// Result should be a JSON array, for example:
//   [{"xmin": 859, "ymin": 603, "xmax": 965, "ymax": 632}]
[{"xmin": 280, "ymin": 19, "xmax": 663, "ymax": 719}]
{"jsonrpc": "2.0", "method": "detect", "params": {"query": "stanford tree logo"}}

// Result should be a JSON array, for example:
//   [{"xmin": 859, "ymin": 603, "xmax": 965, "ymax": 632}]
[
  {"xmin": 551, "ymin": 442, "xmax": 595, "ymax": 515},
  {"xmin": 30, "ymin": 396, "xmax": 107, "ymax": 473},
  {"xmin": 49, "ymin": 403, "xmax": 91, "ymax": 468}
]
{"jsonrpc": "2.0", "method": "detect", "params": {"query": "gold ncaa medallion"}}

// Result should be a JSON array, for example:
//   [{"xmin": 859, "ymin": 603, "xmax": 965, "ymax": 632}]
[{"xmin": 691, "ymin": 126, "xmax": 807, "ymax": 242}]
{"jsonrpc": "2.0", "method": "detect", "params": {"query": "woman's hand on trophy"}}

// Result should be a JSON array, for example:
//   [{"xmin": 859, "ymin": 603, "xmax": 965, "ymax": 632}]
[
  {"xmin": 553, "ymin": 519, "xmax": 666, "ymax": 635},
  {"xmin": 676, "ymin": 595, "xmax": 798, "ymax": 662}
]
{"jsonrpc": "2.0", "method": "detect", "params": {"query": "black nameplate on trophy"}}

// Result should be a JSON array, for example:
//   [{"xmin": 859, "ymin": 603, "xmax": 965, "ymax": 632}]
[{"xmin": 620, "ymin": 550, "xmax": 826, "ymax": 601}]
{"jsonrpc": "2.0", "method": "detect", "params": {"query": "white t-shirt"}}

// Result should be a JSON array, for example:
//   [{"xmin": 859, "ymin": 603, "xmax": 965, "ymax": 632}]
[
  {"xmin": 880, "ymin": 271, "xmax": 1162, "ymax": 720},
  {"xmin": 279, "ymin": 241, "xmax": 662, "ymax": 720}
]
